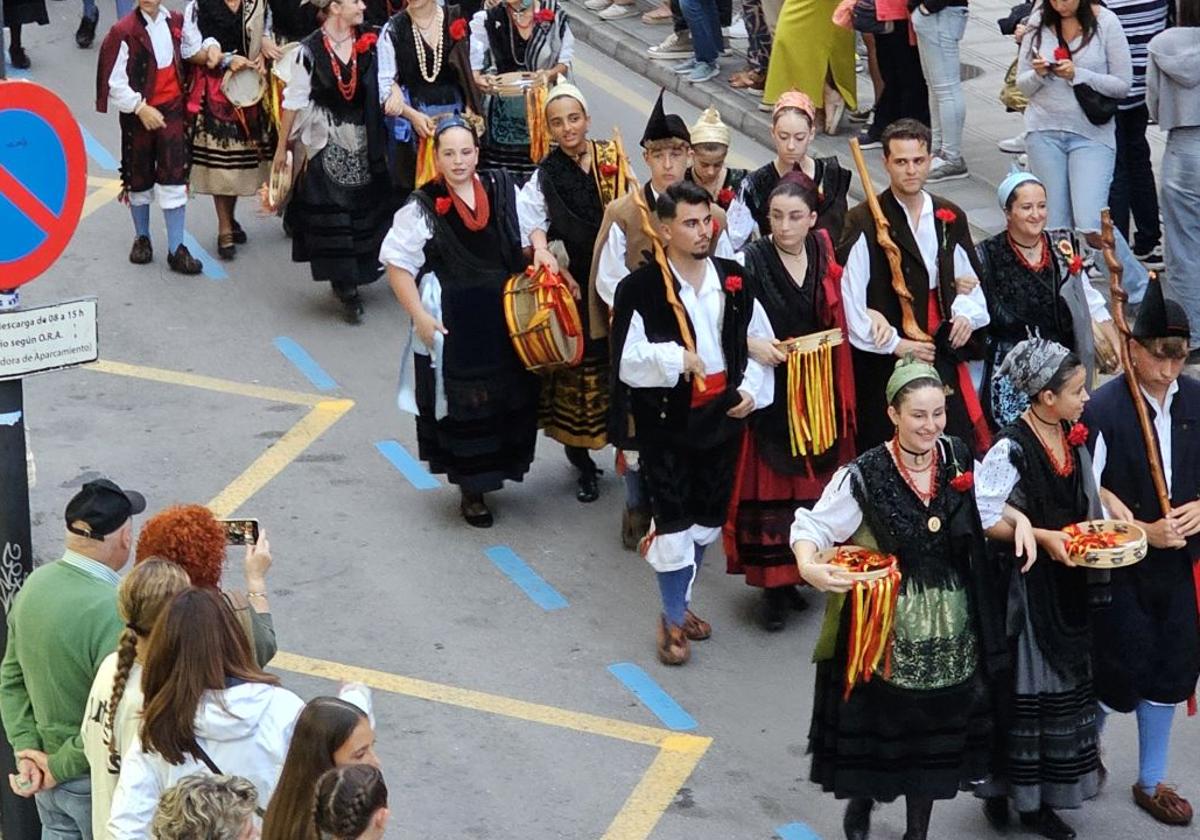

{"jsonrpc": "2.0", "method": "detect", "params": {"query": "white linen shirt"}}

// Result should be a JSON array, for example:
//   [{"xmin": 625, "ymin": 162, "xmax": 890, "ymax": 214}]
[
  {"xmin": 106, "ymin": 8, "xmax": 176, "ymax": 113},
  {"xmin": 841, "ymin": 192, "xmax": 989, "ymax": 354},
  {"xmin": 468, "ymin": 9, "xmax": 575, "ymax": 71}
]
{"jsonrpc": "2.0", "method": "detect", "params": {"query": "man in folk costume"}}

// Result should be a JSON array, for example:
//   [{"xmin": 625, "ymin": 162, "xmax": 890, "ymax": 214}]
[
  {"xmin": 517, "ymin": 81, "xmax": 629, "ymax": 502},
  {"xmin": 1084, "ymin": 280, "xmax": 1199, "ymax": 827},
  {"xmin": 683, "ymin": 106, "xmax": 753, "ymax": 251},
  {"xmin": 838, "ymin": 118, "xmax": 991, "ymax": 455},
  {"xmin": 610, "ymin": 181, "xmax": 775, "ymax": 666},
  {"xmin": 590, "ymin": 90, "xmax": 736, "ymax": 550},
  {"xmin": 96, "ymin": 0, "xmax": 204, "ymax": 275}
]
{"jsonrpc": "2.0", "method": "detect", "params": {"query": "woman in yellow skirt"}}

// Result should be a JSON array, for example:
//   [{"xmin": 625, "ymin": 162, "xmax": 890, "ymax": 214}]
[{"xmin": 761, "ymin": 0, "xmax": 857, "ymax": 135}]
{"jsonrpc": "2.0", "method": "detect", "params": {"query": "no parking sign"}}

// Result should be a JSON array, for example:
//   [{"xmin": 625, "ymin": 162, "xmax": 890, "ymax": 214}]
[{"xmin": 0, "ymin": 81, "xmax": 87, "ymax": 287}]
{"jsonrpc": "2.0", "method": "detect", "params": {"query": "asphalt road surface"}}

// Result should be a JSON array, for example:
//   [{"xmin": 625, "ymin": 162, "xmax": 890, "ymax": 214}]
[{"xmin": 4, "ymin": 11, "xmax": 1195, "ymax": 839}]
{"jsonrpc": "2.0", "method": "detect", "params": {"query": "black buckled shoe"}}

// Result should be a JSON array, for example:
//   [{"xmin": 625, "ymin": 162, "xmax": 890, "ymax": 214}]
[
  {"xmin": 460, "ymin": 492, "xmax": 493, "ymax": 528},
  {"xmin": 167, "ymin": 244, "xmax": 203, "ymax": 275},
  {"xmin": 231, "ymin": 219, "xmax": 248, "ymax": 244},
  {"xmin": 76, "ymin": 12, "xmax": 98, "ymax": 48},
  {"xmin": 762, "ymin": 587, "xmax": 788, "ymax": 632},
  {"xmin": 576, "ymin": 467, "xmax": 600, "ymax": 503},
  {"xmin": 129, "ymin": 236, "xmax": 153, "ymax": 265},
  {"xmin": 1019, "ymin": 807, "xmax": 1076, "ymax": 840}
]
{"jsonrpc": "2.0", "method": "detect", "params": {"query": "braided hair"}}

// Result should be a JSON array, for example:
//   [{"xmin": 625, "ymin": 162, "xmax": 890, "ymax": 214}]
[
  {"xmin": 105, "ymin": 559, "xmax": 190, "ymax": 769},
  {"xmin": 313, "ymin": 765, "xmax": 388, "ymax": 839}
]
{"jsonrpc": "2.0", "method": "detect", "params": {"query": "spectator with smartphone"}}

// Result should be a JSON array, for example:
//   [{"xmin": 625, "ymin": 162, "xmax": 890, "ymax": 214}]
[
  {"xmin": 135, "ymin": 504, "xmax": 278, "ymax": 666},
  {"xmin": 1, "ymin": 479, "xmax": 146, "ymax": 838}
]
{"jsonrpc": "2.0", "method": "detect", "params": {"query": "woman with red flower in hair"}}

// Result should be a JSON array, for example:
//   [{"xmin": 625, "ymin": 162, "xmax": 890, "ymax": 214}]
[
  {"xmin": 976, "ymin": 169, "xmax": 1119, "ymax": 428},
  {"xmin": 135, "ymin": 504, "xmax": 278, "ymax": 667},
  {"xmin": 272, "ymin": 0, "xmax": 395, "ymax": 324},
  {"xmin": 516, "ymin": 82, "xmax": 630, "ymax": 503},
  {"xmin": 723, "ymin": 172, "xmax": 857, "ymax": 631},
  {"xmin": 380, "ymin": 116, "xmax": 536, "ymax": 527},
  {"xmin": 975, "ymin": 336, "xmax": 1102, "ymax": 838}
]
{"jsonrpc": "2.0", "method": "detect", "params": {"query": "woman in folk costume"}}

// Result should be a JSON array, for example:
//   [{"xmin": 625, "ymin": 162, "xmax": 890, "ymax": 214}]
[
  {"xmin": 974, "ymin": 337, "xmax": 1103, "ymax": 840},
  {"xmin": 378, "ymin": 0, "xmax": 480, "ymax": 198},
  {"xmin": 381, "ymin": 117, "xmax": 537, "ymax": 527},
  {"xmin": 182, "ymin": 0, "xmax": 272, "ymax": 260},
  {"xmin": 96, "ymin": 0, "xmax": 204, "ymax": 275},
  {"xmin": 1085, "ymin": 283, "xmax": 1199, "ymax": 827},
  {"xmin": 3, "ymin": 0, "xmax": 47, "ymax": 69},
  {"xmin": 470, "ymin": 0, "xmax": 573, "ymax": 181},
  {"xmin": 735, "ymin": 92, "xmax": 852, "ymax": 249},
  {"xmin": 684, "ymin": 107, "xmax": 750, "ymax": 245},
  {"xmin": 723, "ymin": 172, "xmax": 856, "ymax": 632},
  {"xmin": 516, "ymin": 82, "xmax": 628, "ymax": 502},
  {"xmin": 976, "ymin": 170, "xmax": 1117, "ymax": 428},
  {"xmin": 273, "ymin": 0, "xmax": 393, "ymax": 324},
  {"xmin": 791, "ymin": 357, "xmax": 1008, "ymax": 840}
]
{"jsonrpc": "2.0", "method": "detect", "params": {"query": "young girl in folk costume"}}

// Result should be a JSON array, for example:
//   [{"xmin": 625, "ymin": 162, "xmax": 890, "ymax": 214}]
[
  {"xmin": 470, "ymin": 0, "xmax": 573, "ymax": 181},
  {"xmin": 791, "ymin": 358, "xmax": 1009, "ymax": 840},
  {"xmin": 724, "ymin": 172, "xmax": 856, "ymax": 631},
  {"xmin": 975, "ymin": 337, "xmax": 1103, "ymax": 840},
  {"xmin": 734, "ymin": 91, "xmax": 852, "ymax": 249},
  {"xmin": 314, "ymin": 765, "xmax": 390, "ymax": 840},
  {"xmin": 96, "ymin": 0, "xmax": 204, "ymax": 274},
  {"xmin": 381, "ymin": 117, "xmax": 538, "ymax": 528},
  {"xmin": 684, "ymin": 107, "xmax": 750, "ymax": 244},
  {"xmin": 182, "ymin": 0, "xmax": 273, "ymax": 260},
  {"xmin": 274, "ymin": 0, "xmax": 394, "ymax": 324},
  {"xmin": 81, "ymin": 560, "xmax": 190, "ymax": 839},
  {"xmin": 517, "ymin": 82, "xmax": 629, "ymax": 502}
]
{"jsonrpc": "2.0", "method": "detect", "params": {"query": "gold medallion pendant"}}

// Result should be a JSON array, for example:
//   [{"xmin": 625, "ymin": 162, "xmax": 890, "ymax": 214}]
[{"xmin": 928, "ymin": 516, "xmax": 942, "ymax": 533}]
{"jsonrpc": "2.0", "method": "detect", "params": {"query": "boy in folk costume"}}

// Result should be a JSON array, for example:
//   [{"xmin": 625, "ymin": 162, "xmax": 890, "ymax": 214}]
[
  {"xmin": 590, "ymin": 91, "xmax": 736, "ymax": 549},
  {"xmin": 1084, "ymin": 280, "xmax": 1200, "ymax": 827},
  {"xmin": 96, "ymin": 0, "xmax": 204, "ymax": 275},
  {"xmin": 610, "ymin": 181, "xmax": 775, "ymax": 665},
  {"xmin": 683, "ymin": 106, "xmax": 752, "ymax": 250},
  {"xmin": 838, "ymin": 118, "xmax": 990, "ymax": 455}
]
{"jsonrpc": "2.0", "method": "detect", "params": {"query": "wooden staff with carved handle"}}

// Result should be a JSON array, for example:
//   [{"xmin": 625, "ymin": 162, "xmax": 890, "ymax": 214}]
[
  {"xmin": 612, "ymin": 126, "xmax": 705, "ymax": 391},
  {"xmin": 848, "ymin": 139, "xmax": 931, "ymax": 342},
  {"xmin": 1100, "ymin": 209, "xmax": 1170, "ymax": 516}
]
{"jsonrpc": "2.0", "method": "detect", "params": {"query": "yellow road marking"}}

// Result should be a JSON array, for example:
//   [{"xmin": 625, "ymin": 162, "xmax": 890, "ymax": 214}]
[
  {"xmin": 83, "ymin": 176, "xmax": 123, "ymax": 219},
  {"xmin": 274, "ymin": 652, "xmax": 712, "ymax": 840},
  {"xmin": 88, "ymin": 359, "xmax": 330, "ymax": 407}
]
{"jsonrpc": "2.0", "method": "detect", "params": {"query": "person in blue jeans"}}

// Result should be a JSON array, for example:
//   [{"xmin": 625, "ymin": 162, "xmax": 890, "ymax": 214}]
[
  {"xmin": 76, "ymin": 0, "xmax": 136, "ymax": 49},
  {"xmin": 912, "ymin": 0, "xmax": 970, "ymax": 181},
  {"xmin": 1017, "ymin": 0, "xmax": 1149, "ymax": 305},
  {"xmin": 672, "ymin": 0, "xmax": 722, "ymax": 83}
]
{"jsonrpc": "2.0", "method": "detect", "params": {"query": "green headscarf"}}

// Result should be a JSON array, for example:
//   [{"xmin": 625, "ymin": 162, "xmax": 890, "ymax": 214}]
[{"xmin": 885, "ymin": 356, "xmax": 941, "ymax": 405}]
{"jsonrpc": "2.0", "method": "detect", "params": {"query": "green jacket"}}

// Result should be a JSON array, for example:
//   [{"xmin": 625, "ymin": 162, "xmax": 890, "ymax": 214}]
[{"xmin": 0, "ymin": 558, "xmax": 123, "ymax": 782}]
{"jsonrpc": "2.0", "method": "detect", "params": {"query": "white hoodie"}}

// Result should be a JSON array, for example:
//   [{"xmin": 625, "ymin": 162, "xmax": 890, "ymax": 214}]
[{"xmin": 106, "ymin": 682, "xmax": 304, "ymax": 839}]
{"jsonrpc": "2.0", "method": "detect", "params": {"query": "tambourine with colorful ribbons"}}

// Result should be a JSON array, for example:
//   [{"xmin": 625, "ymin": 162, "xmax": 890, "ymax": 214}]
[
  {"xmin": 779, "ymin": 327, "xmax": 844, "ymax": 458},
  {"xmin": 503, "ymin": 265, "xmax": 584, "ymax": 372}
]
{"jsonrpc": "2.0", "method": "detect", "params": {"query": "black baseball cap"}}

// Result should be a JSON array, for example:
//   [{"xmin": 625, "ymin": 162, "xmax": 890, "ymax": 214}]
[{"xmin": 64, "ymin": 479, "xmax": 147, "ymax": 539}]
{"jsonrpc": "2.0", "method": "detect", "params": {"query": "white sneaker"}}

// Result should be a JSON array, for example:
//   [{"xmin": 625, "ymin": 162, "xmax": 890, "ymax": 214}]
[
  {"xmin": 598, "ymin": 2, "xmax": 637, "ymax": 18},
  {"xmin": 997, "ymin": 132, "xmax": 1026, "ymax": 154},
  {"xmin": 583, "ymin": 0, "xmax": 611, "ymax": 10},
  {"xmin": 727, "ymin": 15, "xmax": 747, "ymax": 39},
  {"xmin": 648, "ymin": 31, "xmax": 693, "ymax": 59}
]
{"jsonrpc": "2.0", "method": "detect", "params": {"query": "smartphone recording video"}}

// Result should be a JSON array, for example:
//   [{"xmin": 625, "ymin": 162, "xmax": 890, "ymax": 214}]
[{"xmin": 220, "ymin": 518, "xmax": 260, "ymax": 546}]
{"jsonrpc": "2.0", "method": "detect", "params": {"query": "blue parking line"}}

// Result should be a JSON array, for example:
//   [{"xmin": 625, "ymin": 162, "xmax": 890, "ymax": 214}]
[
  {"xmin": 78, "ymin": 124, "xmax": 119, "ymax": 172},
  {"xmin": 273, "ymin": 336, "xmax": 337, "ymax": 390},
  {"xmin": 776, "ymin": 823, "xmax": 822, "ymax": 840},
  {"xmin": 607, "ymin": 662, "xmax": 697, "ymax": 731},
  {"xmin": 485, "ymin": 546, "xmax": 568, "ymax": 611},
  {"xmin": 374, "ymin": 440, "xmax": 439, "ymax": 490},
  {"xmin": 182, "ymin": 232, "xmax": 228, "ymax": 280}
]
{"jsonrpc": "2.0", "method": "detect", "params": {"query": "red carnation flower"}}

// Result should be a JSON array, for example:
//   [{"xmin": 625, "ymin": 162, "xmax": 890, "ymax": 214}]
[
  {"xmin": 717, "ymin": 187, "xmax": 735, "ymax": 208},
  {"xmin": 711, "ymin": 218, "xmax": 720, "ymax": 237},
  {"xmin": 1053, "ymin": 46, "xmax": 1070, "ymax": 62},
  {"xmin": 435, "ymin": 196, "xmax": 453, "ymax": 215},
  {"xmin": 1068, "ymin": 254, "xmax": 1084, "ymax": 275},
  {"xmin": 449, "ymin": 17, "xmax": 468, "ymax": 40},
  {"xmin": 354, "ymin": 32, "xmax": 378, "ymax": 54},
  {"xmin": 934, "ymin": 208, "xmax": 957, "ymax": 225},
  {"xmin": 599, "ymin": 162, "xmax": 619, "ymax": 178},
  {"xmin": 826, "ymin": 260, "xmax": 843, "ymax": 283},
  {"xmin": 1067, "ymin": 422, "xmax": 1089, "ymax": 447},
  {"xmin": 949, "ymin": 471, "xmax": 974, "ymax": 492},
  {"xmin": 534, "ymin": 8, "xmax": 555, "ymax": 23},
  {"xmin": 724, "ymin": 274, "xmax": 743, "ymax": 293}
]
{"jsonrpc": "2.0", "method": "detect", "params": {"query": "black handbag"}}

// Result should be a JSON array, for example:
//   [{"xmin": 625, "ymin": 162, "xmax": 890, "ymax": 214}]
[
  {"xmin": 853, "ymin": 0, "xmax": 893, "ymax": 34},
  {"xmin": 1055, "ymin": 28, "xmax": 1120, "ymax": 125}
]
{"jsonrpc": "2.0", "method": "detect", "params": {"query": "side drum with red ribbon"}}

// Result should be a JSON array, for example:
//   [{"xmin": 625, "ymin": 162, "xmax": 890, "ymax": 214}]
[{"xmin": 502, "ymin": 265, "xmax": 585, "ymax": 372}]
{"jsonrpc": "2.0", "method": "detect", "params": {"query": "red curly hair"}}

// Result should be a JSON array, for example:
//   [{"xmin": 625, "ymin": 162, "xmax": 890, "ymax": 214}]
[{"xmin": 135, "ymin": 504, "xmax": 226, "ymax": 589}]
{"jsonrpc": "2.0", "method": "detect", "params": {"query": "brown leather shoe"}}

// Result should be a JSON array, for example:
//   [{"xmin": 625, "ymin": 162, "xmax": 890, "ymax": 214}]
[
  {"xmin": 657, "ymin": 616, "xmax": 690, "ymax": 665},
  {"xmin": 1132, "ymin": 783, "xmax": 1193, "ymax": 826},
  {"xmin": 683, "ymin": 609, "xmax": 711, "ymax": 641},
  {"xmin": 167, "ymin": 244, "xmax": 203, "ymax": 275},
  {"xmin": 129, "ymin": 235, "xmax": 153, "ymax": 264}
]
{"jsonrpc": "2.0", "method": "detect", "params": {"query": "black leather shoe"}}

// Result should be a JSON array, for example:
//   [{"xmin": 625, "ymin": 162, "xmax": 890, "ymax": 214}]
[
  {"xmin": 9, "ymin": 47, "xmax": 30, "ymax": 69},
  {"xmin": 129, "ymin": 235, "xmax": 153, "ymax": 265},
  {"xmin": 76, "ymin": 12, "xmax": 98, "ymax": 48},
  {"xmin": 167, "ymin": 244, "xmax": 203, "ymax": 275},
  {"xmin": 762, "ymin": 587, "xmax": 787, "ymax": 632},
  {"xmin": 1019, "ymin": 807, "xmax": 1076, "ymax": 840},
  {"xmin": 231, "ymin": 219, "xmax": 248, "ymax": 244},
  {"xmin": 843, "ymin": 797, "xmax": 872, "ymax": 840},
  {"xmin": 983, "ymin": 796, "xmax": 1009, "ymax": 832},
  {"xmin": 460, "ymin": 492, "xmax": 493, "ymax": 528},
  {"xmin": 576, "ymin": 469, "xmax": 600, "ymax": 503}
]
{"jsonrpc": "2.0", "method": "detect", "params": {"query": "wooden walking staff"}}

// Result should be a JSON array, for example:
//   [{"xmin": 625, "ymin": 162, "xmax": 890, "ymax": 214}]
[
  {"xmin": 848, "ymin": 139, "xmax": 931, "ymax": 343},
  {"xmin": 1099, "ymin": 210, "xmax": 1171, "ymax": 516},
  {"xmin": 611, "ymin": 126, "xmax": 705, "ymax": 391}
]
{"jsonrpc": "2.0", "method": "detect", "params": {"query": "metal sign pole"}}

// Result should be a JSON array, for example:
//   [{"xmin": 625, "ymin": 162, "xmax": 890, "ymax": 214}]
[{"xmin": 0, "ymin": 289, "xmax": 40, "ymax": 839}]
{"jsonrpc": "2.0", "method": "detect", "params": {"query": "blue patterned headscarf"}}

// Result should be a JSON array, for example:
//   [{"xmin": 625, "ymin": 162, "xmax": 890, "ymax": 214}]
[{"xmin": 997, "ymin": 169, "xmax": 1042, "ymax": 210}]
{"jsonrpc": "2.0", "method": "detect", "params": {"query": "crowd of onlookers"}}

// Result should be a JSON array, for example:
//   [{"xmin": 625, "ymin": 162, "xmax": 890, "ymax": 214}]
[{"xmin": 1, "ymin": 480, "xmax": 390, "ymax": 839}]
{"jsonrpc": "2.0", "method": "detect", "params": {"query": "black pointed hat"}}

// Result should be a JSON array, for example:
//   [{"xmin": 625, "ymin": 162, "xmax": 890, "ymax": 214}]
[
  {"xmin": 640, "ymin": 90, "xmax": 691, "ymax": 147},
  {"xmin": 1133, "ymin": 276, "xmax": 1190, "ymax": 341}
]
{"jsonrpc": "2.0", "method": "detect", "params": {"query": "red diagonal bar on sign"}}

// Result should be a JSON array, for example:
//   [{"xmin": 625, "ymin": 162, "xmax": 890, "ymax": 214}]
[{"xmin": 0, "ymin": 162, "xmax": 59, "ymax": 236}]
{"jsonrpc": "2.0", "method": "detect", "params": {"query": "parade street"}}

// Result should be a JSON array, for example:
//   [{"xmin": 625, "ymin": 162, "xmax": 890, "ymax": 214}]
[{"xmin": 6, "ymin": 10, "xmax": 1197, "ymax": 840}]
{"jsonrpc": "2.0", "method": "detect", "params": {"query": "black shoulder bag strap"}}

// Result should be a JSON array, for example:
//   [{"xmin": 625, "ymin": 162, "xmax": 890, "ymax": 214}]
[{"xmin": 190, "ymin": 742, "xmax": 268, "ymax": 817}]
